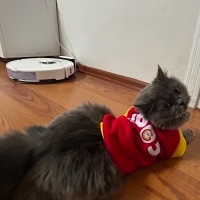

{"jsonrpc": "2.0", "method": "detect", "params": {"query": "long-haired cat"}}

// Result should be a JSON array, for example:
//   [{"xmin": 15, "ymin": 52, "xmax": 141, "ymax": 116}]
[{"xmin": 0, "ymin": 66, "xmax": 194, "ymax": 200}]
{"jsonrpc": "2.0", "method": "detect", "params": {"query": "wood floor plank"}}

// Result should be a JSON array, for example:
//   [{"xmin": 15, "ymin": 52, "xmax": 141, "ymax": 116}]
[
  {"xmin": 0, "ymin": 87, "xmax": 65, "ymax": 132},
  {"xmin": 0, "ymin": 61, "xmax": 200, "ymax": 200},
  {"xmin": 23, "ymin": 74, "xmax": 131, "ymax": 115}
]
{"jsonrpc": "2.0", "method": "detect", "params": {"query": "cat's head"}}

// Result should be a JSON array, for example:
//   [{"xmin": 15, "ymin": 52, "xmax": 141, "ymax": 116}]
[{"xmin": 134, "ymin": 66, "xmax": 190, "ymax": 130}]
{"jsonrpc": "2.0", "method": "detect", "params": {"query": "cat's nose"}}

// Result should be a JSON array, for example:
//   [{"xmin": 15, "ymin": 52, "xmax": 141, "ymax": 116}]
[{"xmin": 177, "ymin": 98, "xmax": 185, "ymax": 105}]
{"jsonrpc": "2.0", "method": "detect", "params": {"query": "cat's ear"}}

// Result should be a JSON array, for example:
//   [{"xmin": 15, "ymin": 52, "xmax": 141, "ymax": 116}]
[
  {"xmin": 134, "ymin": 100, "xmax": 154, "ymax": 114},
  {"xmin": 154, "ymin": 65, "xmax": 168, "ymax": 82}
]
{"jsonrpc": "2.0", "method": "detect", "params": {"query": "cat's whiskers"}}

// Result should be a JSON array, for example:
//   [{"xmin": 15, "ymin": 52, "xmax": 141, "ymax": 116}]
[{"xmin": 175, "ymin": 108, "xmax": 184, "ymax": 118}]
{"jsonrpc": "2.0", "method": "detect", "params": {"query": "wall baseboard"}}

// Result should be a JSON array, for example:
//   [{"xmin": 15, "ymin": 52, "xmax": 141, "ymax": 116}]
[{"xmin": 78, "ymin": 65, "xmax": 147, "ymax": 91}]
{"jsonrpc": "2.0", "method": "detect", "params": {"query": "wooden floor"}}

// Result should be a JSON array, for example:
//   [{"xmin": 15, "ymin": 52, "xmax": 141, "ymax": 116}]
[{"xmin": 0, "ymin": 61, "xmax": 200, "ymax": 200}]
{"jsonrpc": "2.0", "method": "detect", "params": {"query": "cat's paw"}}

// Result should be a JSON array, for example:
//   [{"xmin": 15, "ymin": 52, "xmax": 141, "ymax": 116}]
[
  {"xmin": 183, "ymin": 111, "xmax": 190, "ymax": 122},
  {"xmin": 182, "ymin": 128, "xmax": 195, "ymax": 144}
]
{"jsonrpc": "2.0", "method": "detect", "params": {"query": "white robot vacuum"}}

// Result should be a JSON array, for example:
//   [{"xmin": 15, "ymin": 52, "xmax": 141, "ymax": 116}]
[{"xmin": 6, "ymin": 57, "xmax": 75, "ymax": 82}]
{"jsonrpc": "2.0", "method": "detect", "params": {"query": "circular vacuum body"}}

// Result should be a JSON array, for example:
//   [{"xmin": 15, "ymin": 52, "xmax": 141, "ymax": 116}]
[{"xmin": 6, "ymin": 58, "xmax": 75, "ymax": 82}]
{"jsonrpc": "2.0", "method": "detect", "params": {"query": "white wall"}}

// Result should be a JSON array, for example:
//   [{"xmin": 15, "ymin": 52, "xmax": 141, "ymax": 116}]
[
  {"xmin": 0, "ymin": 43, "xmax": 3, "ymax": 57},
  {"xmin": 57, "ymin": 0, "xmax": 200, "ymax": 83}
]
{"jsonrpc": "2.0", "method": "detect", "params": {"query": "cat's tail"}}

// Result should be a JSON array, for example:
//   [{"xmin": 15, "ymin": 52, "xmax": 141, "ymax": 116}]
[{"xmin": 0, "ymin": 131, "xmax": 37, "ymax": 200}]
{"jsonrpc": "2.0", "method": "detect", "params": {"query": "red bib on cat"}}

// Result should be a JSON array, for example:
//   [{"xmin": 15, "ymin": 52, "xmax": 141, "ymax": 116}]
[{"xmin": 100, "ymin": 107, "xmax": 186, "ymax": 174}]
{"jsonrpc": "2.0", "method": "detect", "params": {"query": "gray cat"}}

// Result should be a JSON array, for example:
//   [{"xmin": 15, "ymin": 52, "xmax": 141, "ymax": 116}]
[{"xmin": 0, "ymin": 66, "xmax": 194, "ymax": 200}]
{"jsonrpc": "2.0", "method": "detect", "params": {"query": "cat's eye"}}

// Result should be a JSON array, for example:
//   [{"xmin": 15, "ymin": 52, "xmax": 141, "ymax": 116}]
[
  {"xmin": 163, "ymin": 103, "xmax": 171, "ymax": 111},
  {"xmin": 174, "ymin": 87, "xmax": 181, "ymax": 95}
]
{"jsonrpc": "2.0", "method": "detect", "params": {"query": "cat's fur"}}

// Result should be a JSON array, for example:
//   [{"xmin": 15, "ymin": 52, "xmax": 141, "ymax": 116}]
[{"xmin": 0, "ymin": 66, "xmax": 194, "ymax": 200}]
